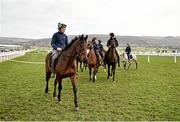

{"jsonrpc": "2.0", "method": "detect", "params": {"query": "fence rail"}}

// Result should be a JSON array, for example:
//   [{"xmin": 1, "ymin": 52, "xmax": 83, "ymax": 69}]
[
  {"xmin": 0, "ymin": 49, "xmax": 36, "ymax": 62},
  {"xmin": 135, "ymin": 52, "xmax": 179, "ymax": 63}
]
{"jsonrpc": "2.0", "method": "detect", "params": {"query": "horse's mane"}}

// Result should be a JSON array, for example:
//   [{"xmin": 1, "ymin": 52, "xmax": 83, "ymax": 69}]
[{"xmin": 63, "ymin": 36, "xmax": 78, "ymax": 51}]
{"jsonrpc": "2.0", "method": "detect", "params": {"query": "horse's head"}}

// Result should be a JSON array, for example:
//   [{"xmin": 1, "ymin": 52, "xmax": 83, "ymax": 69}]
[
  {"xmin": 76, "ymin": 34, "xmax": 88, "ymax": 61},
  {"xmin": 87, "ymin": 40, "xmax": 93, "ymax": 49}
]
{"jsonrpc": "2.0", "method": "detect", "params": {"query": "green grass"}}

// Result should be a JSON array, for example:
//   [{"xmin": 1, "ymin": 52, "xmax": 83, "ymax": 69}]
[{"xmin": 0, "ymin": 50, "xmax": 180, "ymax": 121}]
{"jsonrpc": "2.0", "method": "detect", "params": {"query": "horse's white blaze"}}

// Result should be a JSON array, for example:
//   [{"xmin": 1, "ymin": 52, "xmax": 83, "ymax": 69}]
[{"xmin": 86, "ymin": 49, "xmax": 90, "ymax": 54}]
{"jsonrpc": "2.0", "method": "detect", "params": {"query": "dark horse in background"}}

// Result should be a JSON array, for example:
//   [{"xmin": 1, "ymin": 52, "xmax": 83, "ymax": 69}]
[
  {"xmin": 75, "ymin": 54, "xmax": 87, "ymax": 72},
  {"xmin": 45, "ymin": 35, "xmax": 88, "ymax": 111},
  {"xmin": 104, "ymin": 40, "xmax": 118, "ymax": 82},
  {"xmin": 87, "ymin": 41, "xmax": 98, "ymax": 82}
]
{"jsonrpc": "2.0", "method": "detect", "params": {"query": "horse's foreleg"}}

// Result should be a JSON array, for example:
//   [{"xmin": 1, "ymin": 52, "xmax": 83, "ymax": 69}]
[
  {"xmin": 113, "ymin": 64, "xmax": 116, "ymax": 82},
  {"xmin": 111, "ymin": 65, "xmax": 113, "ymax": 77},
  {"xmin": 76, "ymin": 61, "xmax": 79, "ymax": 72},
  {"xmin": 57, "ymin": 77, "xmax": 62, "ymax": 102},
  {"xmin": 107, "ymin": 64, "xmax": 110, "ymax": 79},
  {"xmin": 45, "ymin": 71, "xmax": 51, "ymax": 93},
  {"xmin": 93, "ymin": 67, "xmax": 96, "ymax": 82},
  {"xmin": 89, "ymin": 66, "xmax": 92, "ymax": 81},
  {"xmin": 53, "ymin": 77, "xmax": 57, "ymax": 97},
  {"xmin": 80, "ymin": 62, "xmax": 83, "ymax": 72},
  {"xmin": 128, "ymin": 61, "xmax": 131, "ymax": 69},
  {"xmin": 124, "ymin": 62, "xmax": 126, "ymax": 70},
  {"xmin": 70, "ymin": 75, "xmax": 79, "ymax": 111}
]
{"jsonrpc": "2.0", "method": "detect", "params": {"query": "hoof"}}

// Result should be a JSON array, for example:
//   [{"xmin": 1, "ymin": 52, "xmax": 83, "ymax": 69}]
[
  {"xmin": 57, "ymin": 100, "xmax": 62, "ymax": 104},
  {"xmin": 95, "ymin": 75, "xmax": 97, "ymax": 80},
  {"xmin": 74, "ymin": 107, "xmax": 79, "ymax": 111},
  {"xmin": 104, "ymin": 69, "xmax": 106, "ymax": 72},
  {"xmin": 54, "ymin": 97, "xmax": 58, "ymax": 100},
  {"xmin": 45, "ymin": 89, "xmax": 48, "ymax": 94},
  {"xmin": 113, "ymin": 81, "xmax": 116, "ymax": 83}
]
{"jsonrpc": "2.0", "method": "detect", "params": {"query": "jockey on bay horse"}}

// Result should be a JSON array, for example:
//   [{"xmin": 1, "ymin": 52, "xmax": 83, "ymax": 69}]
[{"xmin": 51, "ymin": 22, "xmax": 68, "ymax": 77}]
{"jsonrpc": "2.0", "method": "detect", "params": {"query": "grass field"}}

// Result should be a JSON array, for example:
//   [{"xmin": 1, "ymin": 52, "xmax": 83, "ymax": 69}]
[{"xmin": 0, "ymin": 50, "xmax": 180, "ymax": 121}]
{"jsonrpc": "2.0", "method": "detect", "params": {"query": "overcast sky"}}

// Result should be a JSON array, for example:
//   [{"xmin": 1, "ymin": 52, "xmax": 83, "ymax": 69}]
[{"xmin": 0, "ymin": 0, "xmax": 179, "ymax": 38}]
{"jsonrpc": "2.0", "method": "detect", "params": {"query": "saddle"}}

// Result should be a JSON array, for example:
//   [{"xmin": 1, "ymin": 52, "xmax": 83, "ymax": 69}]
[{"xmin": 49, "ymin": 51, "xmax": 62, "ymax": 69}]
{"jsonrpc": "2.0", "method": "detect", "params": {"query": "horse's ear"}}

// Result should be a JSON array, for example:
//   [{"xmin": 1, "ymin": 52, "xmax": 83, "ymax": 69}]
[
  {"xmin": 80, "ymin": 34, "xmax": 84, "ymax": 41},
  {"xmin": 84, "ymin": 35, "xmax": 88, "ymax": 41}
]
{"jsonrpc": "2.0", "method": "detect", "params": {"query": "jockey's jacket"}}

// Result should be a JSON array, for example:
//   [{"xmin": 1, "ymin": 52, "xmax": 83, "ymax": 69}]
[{"xmin": 51, "ymin": 32, "xmax": 68, "ymax": 50}]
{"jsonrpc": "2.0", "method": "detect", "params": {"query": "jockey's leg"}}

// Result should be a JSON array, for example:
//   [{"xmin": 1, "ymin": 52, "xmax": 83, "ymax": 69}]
[
  {"xmin": 51, "ymin": 50, "xmax": 58, "ymax": 77},
  {"xmin": 127, "ymin": 53, "xmax": 130, "ymax": 60}
]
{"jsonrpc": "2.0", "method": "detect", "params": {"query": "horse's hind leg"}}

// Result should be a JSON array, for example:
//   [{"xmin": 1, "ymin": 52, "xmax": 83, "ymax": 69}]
[
  {"xmin": 53, "ymin": 77, "xmax": 57, "ymax": 97},
  {"xmin": 45, "ymin": 71, "xmax": 51, "ymax": 93}
]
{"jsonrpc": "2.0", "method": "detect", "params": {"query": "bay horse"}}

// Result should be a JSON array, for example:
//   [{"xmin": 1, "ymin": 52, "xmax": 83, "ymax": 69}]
[
  {"xmin": 99, "ymin": 49, "xmax": 106, "ymax": 67},
  {"xmin": 121, "ymin": 52, "xmax": 138, "ymax": 69},
  {"xmin": 105, "ymin": 41, "xmax": 118, "ymax": 82},
  {"xmin": 45, "ymin": 35, "xmax": 88, "ymax": 111},
  {"xmin": 87, "ymin": 41, "xmax": 98, "ymax": 82},
  {"xmin": 75, "ymin": 55, "xmax": 87, "ymax": 72}
]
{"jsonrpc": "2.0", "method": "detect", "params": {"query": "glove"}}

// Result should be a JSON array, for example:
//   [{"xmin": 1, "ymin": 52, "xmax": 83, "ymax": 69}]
[{"xmin": 57, "ymin": 48, "xmax": 62, "ymax": 51}]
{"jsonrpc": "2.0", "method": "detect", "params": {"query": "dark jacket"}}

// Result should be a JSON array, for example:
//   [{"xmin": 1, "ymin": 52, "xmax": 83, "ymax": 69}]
[
  {"xmin": 51, "ymin": 32, "xmax": 68, "ymax": 50},
  {"xmin": 98, "ymin": 43, "xmax": 103, "ymax": 50},
  {"xmin": 125, "ymin": 47, "xmax": 131, "ymax": 54},
  {"xmin": 107, "ymin": 37, "xmax": 118, "ymax": 47},
  {"xmin": 93, "ymin": 42, "xmax": 99, "ymax": 50}
]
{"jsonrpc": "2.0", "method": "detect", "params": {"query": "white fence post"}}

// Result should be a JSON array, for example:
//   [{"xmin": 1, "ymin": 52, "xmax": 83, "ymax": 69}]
[
  {"xmin": 174, "ymin": 55, "xmax": 176, "ymax": 63},
  {"xmin": 148, "ymin": 55, "xmax": 150, "ymax": 63}
]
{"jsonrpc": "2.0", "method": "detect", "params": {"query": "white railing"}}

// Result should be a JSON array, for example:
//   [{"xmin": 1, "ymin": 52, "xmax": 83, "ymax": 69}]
[
  {"xmin": 0, "ymin": 49, "xmax": 36, "ymax": 62},
  {"xmin": 134, "ymin": 52, "xmax": 179, "ymax": 63}
]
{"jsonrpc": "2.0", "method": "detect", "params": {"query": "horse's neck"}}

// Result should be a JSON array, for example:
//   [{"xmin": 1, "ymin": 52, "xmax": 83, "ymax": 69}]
[
  {"xmin": 109, "ymin": 47, "xmax": 116, "ymax": 57},
  {"xmin": 59, "ymin": 40, "xmax": 79, "ymax": 65},
  {"xmin": 64, "ymin": 41, "xmax": 78, "ymax": 58},
  {"xmin": 88, "ymin": 48, "xmax": 95, "ymax": 57}
]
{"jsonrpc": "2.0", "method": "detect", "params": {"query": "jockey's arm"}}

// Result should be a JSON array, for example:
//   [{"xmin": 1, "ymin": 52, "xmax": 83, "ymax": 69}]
[
  {"xmin": 115, "ymin": 39, "xmax": 119, "ymax": 47},
  {"xmin": 107, "ymin": 39, "xmax": 110, "ymax": 47},
  {"xmin": 51, "ymin": 34, "xmax": 58, "ymax": 50}
]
